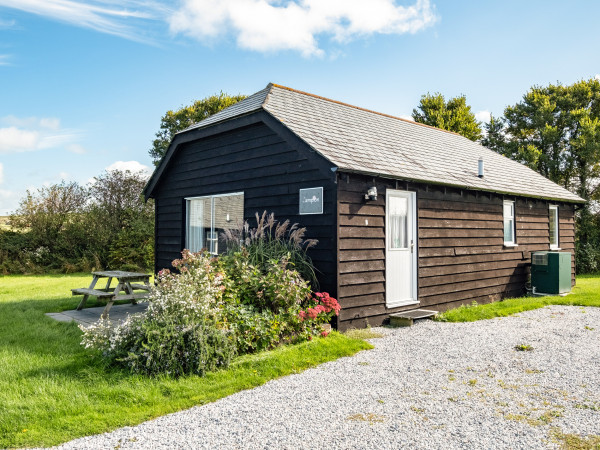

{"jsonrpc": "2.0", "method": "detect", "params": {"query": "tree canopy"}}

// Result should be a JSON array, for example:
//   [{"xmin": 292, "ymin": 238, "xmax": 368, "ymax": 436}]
[
  {"xmin": 483, "ymin": 79, "xmax": 600, "ymax": 201},
  {"xmin": 149, "ymin": 92, "xmax": 247, "ymax": 165},
  {"xmin": 412, "ymin": 93, "xmax": 483, "ymax": 141},
  {"xmin": 5, "ymin": 170, "xmax": 154, "ymax": 273},
  {"xmin": 482, "ymin": 78, "xmax": 600, "ymax": 272}
]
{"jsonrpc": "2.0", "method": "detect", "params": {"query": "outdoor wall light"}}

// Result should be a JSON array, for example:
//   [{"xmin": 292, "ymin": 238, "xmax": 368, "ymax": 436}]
[{"xmin": 364, "ymin": 186, "xmax": 378, "ymax": 201}]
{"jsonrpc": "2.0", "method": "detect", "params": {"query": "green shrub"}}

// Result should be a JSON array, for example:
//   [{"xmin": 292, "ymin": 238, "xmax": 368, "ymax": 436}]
[
  {"xmin": 576, "ymin": 241, "xmax": 600, "ymax": 274},
  {"xmin": 216, "ymin": 250, "xmax": 315, "ymax": 353},
  {"xmin": 223, "ymin": 305, "xmax": 304, "ymax": 354},
  {"xmin": 218, "ymin": 250, "xmax": 312, "ymax": 312},
  {"xmin": 4, "ymin": 170, "xmax": 154, "ymax": 275},
  {"xmin": 222, "ymin": 211, "xmax": 319, "ymax": 288},
  {"xmin": 82, "ymin": 251, "xmax": 235, "ymax": 377},
  {"xmin": 82, "ymin": 240, "xmax": 340, "ymax": 377}
]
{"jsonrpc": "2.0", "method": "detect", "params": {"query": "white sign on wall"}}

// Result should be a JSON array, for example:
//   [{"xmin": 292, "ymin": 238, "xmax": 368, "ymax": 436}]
[{"xmin": 299, "ymin": 187, "xmax": 323, "ymax": 215}]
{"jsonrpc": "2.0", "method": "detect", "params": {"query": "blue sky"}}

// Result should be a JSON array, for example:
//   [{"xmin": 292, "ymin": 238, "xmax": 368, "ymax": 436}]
[{"xmin": 0, "ymin": 0, "xmax": 599, "ymax": 215}]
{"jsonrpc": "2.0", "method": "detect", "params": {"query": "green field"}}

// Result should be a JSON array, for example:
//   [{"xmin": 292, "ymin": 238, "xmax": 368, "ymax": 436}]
[
  {"xmin": 436, "ymin": 274, "xmax": 600, "ymax": 322},
  {"xmin": 0, "ymin": 273, "xmax": 372, "ymax": 448}
]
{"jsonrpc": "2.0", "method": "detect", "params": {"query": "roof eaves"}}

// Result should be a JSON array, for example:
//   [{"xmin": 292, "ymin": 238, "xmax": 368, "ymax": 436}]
[{"xmin": 336, "ymin": 168, "xmax": 586, "ymax": 204}]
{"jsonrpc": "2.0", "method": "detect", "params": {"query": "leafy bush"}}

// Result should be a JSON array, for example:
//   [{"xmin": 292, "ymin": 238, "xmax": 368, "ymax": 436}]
[
  {"xmin": 223, "ymin": 305, "xmax": 302, "ymax": 354},
  {"xmin": 82, "ymin": 247, "xmax": 340, "ymax": 377},
  {"xmin": 218, "ymin": 250, "xmax": 312, "ymax": 312},
  {"xmin": 576, "ymin": 242, "xmax": 599, "ymax": 274},
  {"xmin": 5, "ymin": 170, "xmax": 154, "ymax": 274},
  {"xmin": 222, "ymin": 211, "xmax": 319, "ymax": 288},
  {"xmin": 82, "ymin": 251, "xmax": 235, "ymax": 377},
  {"xmin": 298, "ymin": 292, "xmax": 341, "ymax": 337}
]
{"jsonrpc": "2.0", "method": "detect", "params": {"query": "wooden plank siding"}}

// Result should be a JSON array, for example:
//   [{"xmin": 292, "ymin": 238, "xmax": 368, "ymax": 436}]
[
  {"xmin": 336, "ymin": 172, "xmax": 576, "ymax": 330},
  {"xmin": 153, "ymin": 120, "xmax": 338, "ymax": 294}
]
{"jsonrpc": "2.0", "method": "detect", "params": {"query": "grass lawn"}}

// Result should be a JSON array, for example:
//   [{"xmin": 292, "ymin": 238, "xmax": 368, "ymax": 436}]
[
  {"xmin": 436, "ymin": 274, "xmax": 600, "ymax": 322},
  {"xmin": 0, "ymin": 273, "xmax": 372, "ymax": 448}
]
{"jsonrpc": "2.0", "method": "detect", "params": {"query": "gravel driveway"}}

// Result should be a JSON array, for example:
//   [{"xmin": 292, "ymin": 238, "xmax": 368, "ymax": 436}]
[{"xmin": 55, "ymin": 305, "xmax": 600, "ymax": 449}]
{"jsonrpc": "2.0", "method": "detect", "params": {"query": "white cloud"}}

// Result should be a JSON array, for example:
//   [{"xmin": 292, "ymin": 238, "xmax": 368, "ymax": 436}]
[
  {"xmin": 2, "ymin": 115, "xmax": 59, "ymax": 128},
  {"xmin": 39, "ymin": 117, "xmax": 61, "ymax": 130},
  {"xmin": 106, "ymin": 160, "xmax": 151, "ymax": 175},
  {"xmin": 170, "ymin": 0, "xmax": 438, "ymax": 56},
  {"xmin": 475, "ymin": 110, "xmax": 491, "ymax": 123},
  {"xmin": 0, "ymin": 127, "xmax": 40, "ymax": 152},
  {"xmin": 67, "ymin": 143, "xmax": 87, "ymax": 154},
  {"xmin": 0, "ymin": 116, "xmax": 82, "ymax": 154},
  {"xmin": 595, "ymin": 74, "xmax": 600, "ymax": 81},
  {"xmin": 0, "ymin": 163, "xmax": 3, "ymax": 185},
  {"xmin": 0, "ymin": 54, "xmax": 11, "ymax": 66},
  {"xmin": 0, "ymin": 18, "xmax": 16, "ymax": 28},
  {"xmin": 0, "ymin": 0, "xmax": 437, "ymax": 54},
  {"xmin": 400, "ymin": 115, "xmax": 415, "ymax": 122},
  {"xmin": 0, "ymin": 0, "xmax": 169, "ymax": 43}
]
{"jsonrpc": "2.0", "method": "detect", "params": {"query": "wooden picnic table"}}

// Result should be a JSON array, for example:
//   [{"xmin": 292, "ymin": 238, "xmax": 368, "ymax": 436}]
[{"xmin": 72, "ymin": 270, "xmax": 152, "ymax": 319}]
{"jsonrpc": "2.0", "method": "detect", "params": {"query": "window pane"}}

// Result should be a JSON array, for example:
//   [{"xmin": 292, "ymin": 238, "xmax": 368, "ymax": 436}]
[
  {"xmin": 389, "ymin": 196, "xmax": 408, "ymax": 249},
  {"xmin": 187, "ymin": 198, "xmax": 211, "ymax": 252},
  {"xmin": 549, "ymin": 207, "xmax": 558, "ymax": 247},
  {"xmin": 503, "ymin": 201, "xmax": 515, "ymax": 244},
  {"xmin": 503, "ymin": 218, "xmax": 514, "ymax": 242},
  {"xmin": 213, "ymin": 194, "xmax": 244, "ymax": 255}
]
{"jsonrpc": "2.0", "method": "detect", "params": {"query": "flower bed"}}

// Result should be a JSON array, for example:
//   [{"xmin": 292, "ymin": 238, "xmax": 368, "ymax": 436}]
[{"xmin": 82, "ymin": 248, "xmax": 339, "ymax": 377}]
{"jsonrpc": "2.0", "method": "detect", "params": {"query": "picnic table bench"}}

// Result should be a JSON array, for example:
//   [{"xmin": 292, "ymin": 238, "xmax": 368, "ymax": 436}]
[{"xmin": 72, "ymin": 270, "xmax": 152, "ymax": 319}]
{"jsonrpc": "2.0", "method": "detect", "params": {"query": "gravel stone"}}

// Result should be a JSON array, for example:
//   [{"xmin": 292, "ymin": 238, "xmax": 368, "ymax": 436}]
[{"xmin": 53, "ymin": 305, "xmax": 600, "ymax": 449}]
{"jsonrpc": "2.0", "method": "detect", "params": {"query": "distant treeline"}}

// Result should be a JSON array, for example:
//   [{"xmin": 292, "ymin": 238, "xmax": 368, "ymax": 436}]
[{"xmin": 0, "ymin": 170, "xmax": 153, "ymax": 274}]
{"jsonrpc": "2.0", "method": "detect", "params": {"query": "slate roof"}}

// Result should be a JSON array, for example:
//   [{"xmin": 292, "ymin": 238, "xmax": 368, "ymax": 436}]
[{"xmin": 164, "ymin": 83, "xmax": 584, "ymax": 203}]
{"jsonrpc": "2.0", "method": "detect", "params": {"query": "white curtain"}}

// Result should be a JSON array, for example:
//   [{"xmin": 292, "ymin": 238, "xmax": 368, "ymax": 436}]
[
  {"xmin": 187, "ymin": 199, "xmax": 204, "ymax": 252},
  {"xmin": 389, "ymin": 196, "xmax": 408, "ymax": 249}
]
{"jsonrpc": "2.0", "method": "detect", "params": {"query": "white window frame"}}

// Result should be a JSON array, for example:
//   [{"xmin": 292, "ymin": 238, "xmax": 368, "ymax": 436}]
[
  {"xmin": 549, "ymin": 205, "xmax": 560, "ymax": 250},
  {"xmin": 185, "ymin": 192, "xmax": 244, "ymax": 255},
  {"xmin": 503, "ymin": 200, "xmax": 517, "ymax": 247}
]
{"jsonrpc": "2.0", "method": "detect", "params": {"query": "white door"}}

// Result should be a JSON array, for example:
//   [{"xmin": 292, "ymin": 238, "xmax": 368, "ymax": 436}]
[{"xmin": 386, "ymin": 189, "xmax": 418, "ymax": 308}]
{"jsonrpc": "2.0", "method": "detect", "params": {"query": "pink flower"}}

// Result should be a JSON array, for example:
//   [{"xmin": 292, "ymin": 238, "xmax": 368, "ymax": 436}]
[{"xmin": 307, "ymin": 308, "xmax": 319, "ymax": 319}]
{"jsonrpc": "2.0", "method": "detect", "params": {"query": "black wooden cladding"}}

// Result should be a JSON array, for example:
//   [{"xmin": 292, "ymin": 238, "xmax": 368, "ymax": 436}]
[
  {"xmin": 151, "ymin": 112, "xmax": 578, "ymax": 331},
  {"xmin": 152, "ymin": 119, "xmax": 338, "ymax": 294},
  {"xmin": 336, "ymin": 172, "xmax": 576, "ymax": 330}
]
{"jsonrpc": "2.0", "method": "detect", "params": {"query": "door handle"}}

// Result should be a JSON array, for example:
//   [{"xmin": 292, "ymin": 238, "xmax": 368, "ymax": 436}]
[{"xmin": 410, "ymin": 239, "xmax": 414, "ymax": 253}]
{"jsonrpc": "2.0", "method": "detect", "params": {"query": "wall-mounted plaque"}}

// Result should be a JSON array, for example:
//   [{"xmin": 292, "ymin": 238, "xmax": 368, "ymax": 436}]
[{"xmin": 299, "ymin": 187, "xmax": 323, "ymax": 215}]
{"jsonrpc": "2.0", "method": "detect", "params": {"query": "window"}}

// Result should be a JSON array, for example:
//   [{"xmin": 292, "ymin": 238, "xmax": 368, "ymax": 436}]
[
  {"xmin": 503, "ymin": 200, "xmax": 516, "ymax": 245},
  {"xmin": 549, "ymin": 205, "xmax": 559, "ymax": 249},
  {"xmin": 389, "ymin": 195, "xmax": 408, "ymax": 249},
  {"xmin": 185, "ymin": 192, "xmax": 244, "ymax": 255}
]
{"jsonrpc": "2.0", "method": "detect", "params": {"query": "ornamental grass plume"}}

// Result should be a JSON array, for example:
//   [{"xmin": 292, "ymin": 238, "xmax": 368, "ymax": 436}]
[{"xmin": 221, "ymin": 211, "xmax": 319, "ymax": 288}]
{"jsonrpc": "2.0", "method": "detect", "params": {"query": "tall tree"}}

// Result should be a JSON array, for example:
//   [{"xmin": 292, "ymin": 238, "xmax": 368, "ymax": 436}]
[
  {"xmin": 484, "ymin": 78, "xmax": 600, "ymax": 273},
  {"xmin": 481, "ymin": 114, "xmax": 506, "ymax": 154},
  {"xmin": 486, "ymin": 79, "xmax": 600, "ymax": 194},
  {"xmin": 412, "ymin": 93, "xmax": 483, "ymax": 141},
  {"xmin": 149, "ymin": 92, "xmax": 247, "ymax": 165}
]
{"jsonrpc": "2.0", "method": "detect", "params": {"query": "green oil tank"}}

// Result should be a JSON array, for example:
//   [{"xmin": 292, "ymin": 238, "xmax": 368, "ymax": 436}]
[{"xmin": 531, "ymin": 251, "xmax": 572, "ymax": 295}]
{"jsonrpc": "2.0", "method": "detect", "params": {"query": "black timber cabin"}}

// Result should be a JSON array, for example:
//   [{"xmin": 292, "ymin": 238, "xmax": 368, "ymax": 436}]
[{"xmin": 144, "ymin": 83, "xmax": 585, "ymax": 330}]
